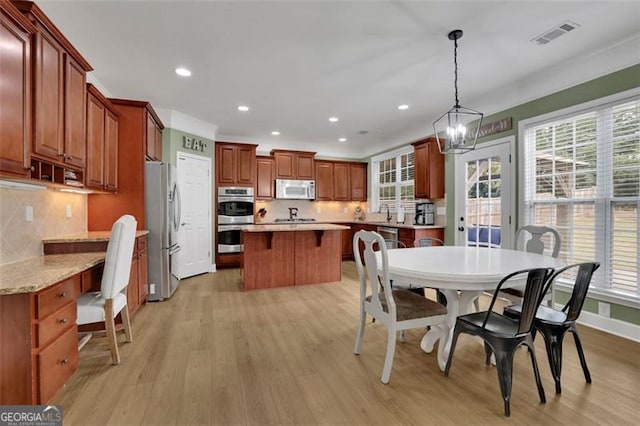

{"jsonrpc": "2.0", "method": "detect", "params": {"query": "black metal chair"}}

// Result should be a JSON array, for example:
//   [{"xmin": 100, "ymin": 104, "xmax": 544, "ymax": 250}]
[
  {"xmin": 503, "ymin": 262, "xmax": 600, "ymax": 394},
  {"xmin": 445, "ymin": 267, "xmax": 555, "ymax": 417}
]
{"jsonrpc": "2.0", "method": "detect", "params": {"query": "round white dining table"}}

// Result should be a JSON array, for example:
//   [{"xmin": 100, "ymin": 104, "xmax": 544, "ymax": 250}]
[{"xmin": 382, "ymin": 246, "xmax": 564, "ymax": 371}]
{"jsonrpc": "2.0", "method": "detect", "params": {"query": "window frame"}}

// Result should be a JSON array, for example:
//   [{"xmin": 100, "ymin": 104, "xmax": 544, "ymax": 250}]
[
  {"xmin": 370, "ymin": 145, "xmax": 416, "ymax": 213},
  {"xmin": 518, "ymin": 87, "xmax": 640, "ymax": 309}
]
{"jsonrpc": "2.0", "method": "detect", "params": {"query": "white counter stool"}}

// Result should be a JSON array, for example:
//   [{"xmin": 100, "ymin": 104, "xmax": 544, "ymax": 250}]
[{"xmin": 77, "ymin": 214, "xmax": 137, "ymax": 364}]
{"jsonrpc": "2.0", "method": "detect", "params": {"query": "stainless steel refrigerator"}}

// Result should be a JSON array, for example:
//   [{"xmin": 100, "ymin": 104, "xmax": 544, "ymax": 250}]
[{"xmin": 145, "ymin": 161, "xmax": 182, "ymax": 301}]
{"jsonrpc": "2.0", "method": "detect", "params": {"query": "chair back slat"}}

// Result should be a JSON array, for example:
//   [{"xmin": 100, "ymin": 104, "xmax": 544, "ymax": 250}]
[
  {"xmin": 542, "ymin": 262, "xmax": 600, "ymax": 321},
  {"xmin": 101, "ymin": 215, "xmax": 137, "ymax": 300},
  {"xmin": 415, "ymin": 237, "xmax": 445, "ymax": 247},
  {"xmin": 353, "ymin": 230, "xmax": 395, "ymax": 318},
  {"xmin": 484, "ymin": 267, "xmax": 554, "ymax": 334},
  {"xmin": 514, "ymin": 225, "xmax": 561, "ymax": 258}
]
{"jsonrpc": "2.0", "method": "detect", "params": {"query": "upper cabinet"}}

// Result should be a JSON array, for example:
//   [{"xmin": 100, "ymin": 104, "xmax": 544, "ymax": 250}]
[
  {"xmin": 313, "ymin": 160, "xmax": 367, "ymax": 202},
  {"xmin": 145, "ymin": 112, "xmax": 163, "ymax": 161},
  {"xmin": 0, "ymin": 1, "xmax": 34, "ymax": 178},
  {"xmin": 216, "ymin": 142, "xmax": 257, "ymax": 187},
  {"xmin": 271, "ymin": 150, "xmax": 316, "ymax": 180},
  {"xmin": 14, "ymin": 1, "xmax": 93, "ymax": 170},
  {"xmin": 412, "ymin": 137, "xmax": 444, "ymax": 199},
  {"xmin": 85, "ymin": 84, "xmax": 119, "ymax": 192},
  {"xmin": 255, "ymin": 156, "xmax": 275, "ymax": 199},
  {"xmin": 315, "ymin": 161, "xmax": 334, "ymax": 201}
]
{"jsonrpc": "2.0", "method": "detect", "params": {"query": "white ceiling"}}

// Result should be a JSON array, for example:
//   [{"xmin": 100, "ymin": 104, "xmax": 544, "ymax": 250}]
[{"xmin": 38, "ymin": 1, "xmax": 640, "ymax": 159}]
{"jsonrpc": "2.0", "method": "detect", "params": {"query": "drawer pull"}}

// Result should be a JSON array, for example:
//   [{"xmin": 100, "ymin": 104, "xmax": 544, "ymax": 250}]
[
  {"xmin": 59, "ymin": 358, "xmax": 69, "ymax": 365},
  {"xmin": 58, "ymin": 292, "xmax": 67, "ymax": 298},
  {"xmin": 58, "ymin": 317, "xmax": 68, "ymax": 324}
]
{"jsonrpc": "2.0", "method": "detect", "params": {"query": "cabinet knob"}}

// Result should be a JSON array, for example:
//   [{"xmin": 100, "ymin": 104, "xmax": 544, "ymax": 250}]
[
  {"xmin": 59, "ymin": 358, "xmax": 69, "ymax": 365},
  {"xmin": 58, "ymin": 317, "xmax": 68, "ymax": 324},
  {"xmin": 58, "ymin": 292, "xmax": 67, "ymax": 298}
]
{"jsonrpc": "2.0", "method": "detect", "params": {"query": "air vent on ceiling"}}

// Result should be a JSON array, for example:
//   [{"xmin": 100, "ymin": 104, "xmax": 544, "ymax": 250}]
[{"xmin": 531, "ymin": 20, "xmax": 580, "ymax": 45}]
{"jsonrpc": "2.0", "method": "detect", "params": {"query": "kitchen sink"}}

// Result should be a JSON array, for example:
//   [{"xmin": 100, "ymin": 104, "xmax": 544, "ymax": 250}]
[{"xmin": 274, "ymin": 218, "xmax": 317, "ymax": 222}]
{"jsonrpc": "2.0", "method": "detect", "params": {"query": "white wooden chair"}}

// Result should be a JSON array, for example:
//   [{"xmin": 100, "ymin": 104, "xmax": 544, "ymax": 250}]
[
  {"xmin": 353, "ymin": 230, "xmax": 448, "ymax": 384},
  {"xmin": 77, "ymin": 214, "xmax": 137, "ymax": 364}
]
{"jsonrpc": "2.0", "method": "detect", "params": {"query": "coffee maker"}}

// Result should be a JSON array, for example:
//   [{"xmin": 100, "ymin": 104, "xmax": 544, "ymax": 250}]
[{"xmin": 415, "ymin": 202, "xmax": 435, "ymax": 225}]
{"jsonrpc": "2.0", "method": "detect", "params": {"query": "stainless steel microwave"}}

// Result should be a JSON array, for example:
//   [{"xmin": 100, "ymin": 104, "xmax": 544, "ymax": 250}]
[{"xmin": 275, "ymin": 179, "xmax": 315, "ymax": 200}]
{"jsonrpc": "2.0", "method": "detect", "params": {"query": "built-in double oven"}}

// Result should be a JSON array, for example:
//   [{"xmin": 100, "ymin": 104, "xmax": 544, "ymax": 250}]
[{"xmin": 217, "ymin": 187, "xmax": 254, "ymax": 254}]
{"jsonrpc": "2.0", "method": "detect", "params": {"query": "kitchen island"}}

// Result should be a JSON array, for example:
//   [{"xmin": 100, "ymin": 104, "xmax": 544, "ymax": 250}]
[{"xmin": 242, "ymin": 223, "xmax": 349, "ymax": 290}]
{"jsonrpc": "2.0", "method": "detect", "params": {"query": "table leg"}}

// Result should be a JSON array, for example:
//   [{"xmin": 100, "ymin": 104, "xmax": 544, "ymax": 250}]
[{"xmin": 420, "ymin": 289, "xmax": 482, "ymax": 371}]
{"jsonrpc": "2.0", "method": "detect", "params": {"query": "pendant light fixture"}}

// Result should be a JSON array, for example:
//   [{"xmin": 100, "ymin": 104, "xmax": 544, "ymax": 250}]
[{"xmin": 433, "ymin": 29, "xmax": 483, "ymax": 154}]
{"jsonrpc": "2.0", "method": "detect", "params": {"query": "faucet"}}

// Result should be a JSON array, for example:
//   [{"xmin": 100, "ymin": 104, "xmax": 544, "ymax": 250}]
[
  {"xmin": 380, "ymin": 203, "xmax": 391, "ymax": 223},
  {"xmin": 288, "ymin": 207, "xmax": 298, "ymax": 220}
]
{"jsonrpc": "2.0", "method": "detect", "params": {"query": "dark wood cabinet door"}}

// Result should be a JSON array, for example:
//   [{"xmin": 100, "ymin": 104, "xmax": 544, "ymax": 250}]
[
  {"xmin": 145, "ymin": 113, "xmax": 156, "ymax": 161},
  {"xmin": 127, "ymin": 255, "xmax": 139, "ymax": 315},
  {"xmin": 333, "ymin": 162, "xmax": 350, "ymax": 200},
  {"xmin": 350, "ymin": 163, "xmax": 367, "ymax": 201},
  {"xmin": 154, "ymin": 125, "xmax": 163, "ymax": 161},
  {"xmin": 33, "ymin": 30, "xmax": 64, "ymax": 161},
  {"xmin": 216, "ymin": 144, "xmax": 236, "ymax": 184},
  {"xmin": 413, "ymin": 138, "xmax": 444, "ymax": 199},
  {"xmin": 237, "ymin": 144, "xmax": 255, "ymax": 185},
  {"xmin": 0, "ymin": 6, "xmax": 31, "ymax": 177},
  {"xmin": 63, "ymin": 55, "xmax": 86, "ymax": 168},
  {"xmin": 104, "ymin": 110, "xmax": 118, "ymax": 191},
  {"xmin": 341, "ymin": 227, "xmax": 353, "ymax": 260},
  {"xmin": 256, "ymin": 156, "xmax": 274, "ymax": 199},
  {"xmin": 315, "ymin": 161, "xmax": 334, "ymax": 200},
  {"xmin": 274, "ymin": 151, "xmax": 295, "ymax": 179},
  {"xmin": 85, "ymin": 91, "xmax": 105, "ymax": 189},
  {"xmin": 296, "ymin": 153, "xmax": 315, "ymax": 179},
  {"xmin": 137, "ymin": 238, "xmax": 148, "ymax": 304}
]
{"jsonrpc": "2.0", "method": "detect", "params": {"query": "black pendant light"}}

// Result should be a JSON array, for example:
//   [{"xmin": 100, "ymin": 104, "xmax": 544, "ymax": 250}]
[{"xmin": 433, "ymin": 29, "xmax": 483, "ymax": 154}]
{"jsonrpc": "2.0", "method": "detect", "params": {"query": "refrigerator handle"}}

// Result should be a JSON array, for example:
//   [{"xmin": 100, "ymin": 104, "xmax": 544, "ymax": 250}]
[{"xmin": 173, "ymin": 182, "xmax": 182, "ymax": 231}]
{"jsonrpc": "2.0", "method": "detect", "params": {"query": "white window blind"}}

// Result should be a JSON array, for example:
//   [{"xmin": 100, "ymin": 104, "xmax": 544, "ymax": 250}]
[
  {"xmin": 372, "ymin": 148, "xmax": 417, "ymax": 213},
  {"xmin": 523, "ymin": 96, "xmax": 639, "ymax": 299}
]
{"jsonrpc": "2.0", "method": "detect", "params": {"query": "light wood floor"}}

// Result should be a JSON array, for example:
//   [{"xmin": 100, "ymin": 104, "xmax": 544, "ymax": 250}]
[{"xmin": 57, "ymin": 262, "xmax": 639, "ymax": 425}]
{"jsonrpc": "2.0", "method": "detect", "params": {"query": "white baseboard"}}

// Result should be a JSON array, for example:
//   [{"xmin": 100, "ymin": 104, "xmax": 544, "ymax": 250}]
[
  {"xmin": 210, "ymin": 263, "xmax": 217, "ymax": 273},
  {"xmin": 558, "ymin": 304, "xmax": 640, "ymax": 342}
]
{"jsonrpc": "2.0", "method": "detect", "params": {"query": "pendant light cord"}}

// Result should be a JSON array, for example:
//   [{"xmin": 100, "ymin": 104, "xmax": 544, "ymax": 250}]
[{"xmin": 453, "ymin": 37, "xmax": 460, "ymax": 109}]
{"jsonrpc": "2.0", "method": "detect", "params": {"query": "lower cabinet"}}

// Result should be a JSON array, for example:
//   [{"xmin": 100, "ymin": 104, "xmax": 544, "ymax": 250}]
[
  {"xmin": 341, "ymin": 225, "xmax": 353, "ymax": 260},
  {"xmin": 0, "ymin": 273, "xmax": 82, "ymax": 404},
  {"xmin": 399, "ymin": 228, "xmax": 445, "ymax": 248},
  {"xmin": 127, "ymin": 235, "xmax": 147, "ymax": 315}
]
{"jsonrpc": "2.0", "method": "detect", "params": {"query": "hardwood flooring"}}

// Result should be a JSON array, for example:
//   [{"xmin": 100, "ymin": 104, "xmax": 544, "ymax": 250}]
[{"xmin": 56, "ymin": 262, "xmax": 640, "ymax": 425}]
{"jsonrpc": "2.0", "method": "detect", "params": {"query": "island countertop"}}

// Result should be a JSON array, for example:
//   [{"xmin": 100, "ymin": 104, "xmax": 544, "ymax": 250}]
[
  {"xmin": 243, "ymin": 223, "xmax": 349, "ymax": 232},
  {"xmin": 0, "ymin": 252, "xmax": 106, "ymax": 295}
]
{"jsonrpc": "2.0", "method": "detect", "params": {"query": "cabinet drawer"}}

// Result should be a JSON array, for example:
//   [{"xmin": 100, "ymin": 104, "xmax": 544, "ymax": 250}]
[
  {"xmin": 36, "ymin": 275, "xmax": 80, "ymax": 319},
  {"xmin": 37, "ymin": 302, "xmax": 77, "ymax": 348},
  {"xmin": 38, "ymin": 325, "xmax": 78, "ymax": 403}
]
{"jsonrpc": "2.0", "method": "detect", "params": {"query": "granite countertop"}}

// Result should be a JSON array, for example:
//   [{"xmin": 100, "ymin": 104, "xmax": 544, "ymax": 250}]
[
  {"xmin": 243, "ymin": 223, "xmax": 350, "ymax": 232},
  {"xmin": 0, "ymin": 252, "xmax": 106, "ymax": 295},
  {"xmin": 42, "ymin": 230, "xmax": 149, "ymax": 243},
  {"xmin": 259, "ymin": 220, "xmax": 444, "ymax": 230}
]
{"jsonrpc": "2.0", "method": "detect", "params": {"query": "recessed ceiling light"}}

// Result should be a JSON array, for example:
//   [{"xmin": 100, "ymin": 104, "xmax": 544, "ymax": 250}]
[
  {"xmin": 339, "ymin": 138, "xmax": 347, "ymax": 142},
  {"xmin": 398, "ymin": 104, "xmax": 409, "ymax": 110},
  {"xmin": 271, "ymin": 131, "xmax": 280, "ymax": 136},
  {"xmin": 329, "ymin": 117, "xmax": 339, "ymax": 122},
  {"xmin": 238, "ymin": 105, "xmax": 250, "ymax": 112},
  {"xmin": 175, "ymin": 67, "xmax": 191, "ymax": 77}
]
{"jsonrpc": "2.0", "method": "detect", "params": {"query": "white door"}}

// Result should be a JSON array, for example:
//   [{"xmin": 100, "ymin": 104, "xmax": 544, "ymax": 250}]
[
  {"xmin": 172, "ymin": 151, "xmax": 212, "ymax": 279},
  {"xmin": 454, "ymin": 137, "xmax": 515, "ymax": 248}
]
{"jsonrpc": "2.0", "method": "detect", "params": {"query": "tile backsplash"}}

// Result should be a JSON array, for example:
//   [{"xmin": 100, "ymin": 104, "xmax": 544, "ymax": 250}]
[
  {"xmin": 0, "ymin": 188, "xmax": 87, "ymax": 265},
  {"xmin": 255, "ymin": 200, "xmax": 368, "ymax": 223}
]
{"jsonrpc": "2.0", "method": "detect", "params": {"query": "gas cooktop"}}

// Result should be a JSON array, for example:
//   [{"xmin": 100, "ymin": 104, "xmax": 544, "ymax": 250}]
[{"xmin": 273, "ymin": 218, "xmax": 317, "ymax": 223}]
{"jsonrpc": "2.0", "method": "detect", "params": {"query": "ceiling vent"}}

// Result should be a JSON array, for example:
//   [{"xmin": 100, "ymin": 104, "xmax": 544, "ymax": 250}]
[{"xmin": 531, "ymin": 20, "xmax": 580, "ymax": 45}]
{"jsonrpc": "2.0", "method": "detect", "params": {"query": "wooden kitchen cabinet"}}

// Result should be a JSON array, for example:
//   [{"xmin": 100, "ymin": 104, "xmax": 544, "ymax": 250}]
[
  {"xmin": 137, "ymin": 235, "xmax": 148, "ymax": 305},
  {"xmin": 146, "ymin": 112, "xmax": 163, "ymax": 161},
  {"xmin": 88, "ymin": 99, "xmax": 164, "ymax": 231},
  {"xmin": 0, "ymin": 2, "xmax": 34, "ymax": 178},
  {"xmin": 216, "ymin": 142, "xmax": 257, "ymax": 187},
  {"xmin": 412, "ymin": 137, "xmax": 445, "ymax": 199},
  {"xmin": 341, "ymin": 225, "xmax": 353, "ymax": 260},
  {"xmin": 0, "ymin": 273, "xmax": 82, "ymax": 404},
  {"xmin": 14, "ymin": 1, "xmax": 92, "ymax": 171},
  {"xmin": 256, "ymin": 156, "xmax": 275, "ymax": 199},
  {"xmin": 271, "ymin": 150, "xmax": 316, "ymax": 180},
  {"xmin": 85, "ymin": 83, "xmax": 119, "ymax": 192},
  {"xmin": 399, "ymin": 227, "xmax": 445, "ymax": 248},
  {"xmin": 350, "ymin": 162, "xmax": 367, "ymax": 201},
  {"xmin": 333, "ymin": 162, "xmax": 350, "ymax": 200},
  {"xmin": 315, "ymin": 161, "xmax": 334, "ymax": 200}
]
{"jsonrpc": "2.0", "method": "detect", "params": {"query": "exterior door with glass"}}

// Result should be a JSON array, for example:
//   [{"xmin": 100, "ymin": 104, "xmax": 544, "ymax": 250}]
[{"xmin": 454, "ymin": 137, "xmax": 515, "ymax": 248}]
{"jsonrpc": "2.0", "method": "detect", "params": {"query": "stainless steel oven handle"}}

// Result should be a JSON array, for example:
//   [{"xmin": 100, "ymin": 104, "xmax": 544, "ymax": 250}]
[{"xmin": 218, "ymin": 196, "xmax": 254, "ymax": 203}]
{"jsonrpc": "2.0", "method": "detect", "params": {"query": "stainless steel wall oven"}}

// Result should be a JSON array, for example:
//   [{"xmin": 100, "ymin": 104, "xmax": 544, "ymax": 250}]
[{"xmin": 217, "ymin": 187, "xmax": 254, "ymax": 254}]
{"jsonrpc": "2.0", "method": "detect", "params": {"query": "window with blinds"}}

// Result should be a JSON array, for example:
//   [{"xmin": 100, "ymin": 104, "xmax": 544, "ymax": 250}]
[
  {"xmin": 372, "ymin": 148, "xmax": 417, "ymax": 212},
  {"xmin": 523, "ymin": 96, "xmax": 639, "ymax": 299}
]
